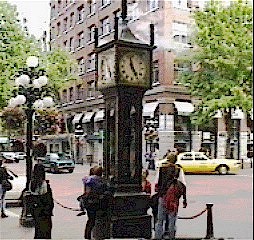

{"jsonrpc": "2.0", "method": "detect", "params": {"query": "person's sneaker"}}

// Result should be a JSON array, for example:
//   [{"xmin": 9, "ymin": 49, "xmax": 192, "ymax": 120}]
[{"xmin": 1, "ymin": 213, "xmax": 8, "ymax": 218}]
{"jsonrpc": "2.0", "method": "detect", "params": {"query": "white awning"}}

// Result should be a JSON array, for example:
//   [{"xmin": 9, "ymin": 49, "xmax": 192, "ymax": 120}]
[
  {"xmin": 72, "ymin": 113, "xmax": 83, "ymax": 124},
  {"xmin": 82, "ymin": 112, "xmax": 95, "ymax": 123},
  {"xmin": 0, "ymin": 137, "xmax": 8, "ymax": 144},
  {"xmin": 94, "ymin": 110, "xmax": 105, "ymax": 122},
  {"xmin": 143, "ymin": 102, "xmax": 159, "ymax": 118},
  {"xmin": 174, "ymin": 101, "xmax": 194, "ymax": 116}
]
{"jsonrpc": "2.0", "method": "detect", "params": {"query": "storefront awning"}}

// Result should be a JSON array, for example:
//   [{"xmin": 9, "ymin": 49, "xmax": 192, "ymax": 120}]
[
  {"xmin": 82, "ymin": 112, "xmax": 95, "ymax": 123},
  {"xmin": 72, "ymin": 113, "xmax": 84, "ymax": 125},
  {"xmin": 174, "ymin": 101, "xmax": 194, "ymax": 116},
  {"xmin": 143, "ymin": 102, "xmax": 159, "ymax": 118},
  {"xmin": 94, "ymin": 110, "xmax": 105, "ymax": 122}
]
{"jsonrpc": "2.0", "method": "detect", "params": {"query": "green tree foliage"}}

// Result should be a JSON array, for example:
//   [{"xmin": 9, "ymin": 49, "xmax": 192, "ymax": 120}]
[
  {"xmin": 179, "ymin": 0, "xmax": 253, "ymax": 125},
  {"xmin": 0, "ymin": 1, "xmax": 39, "ymax": 108},
  {"xmin": 0, "ymin": 1, "xmax": 78, "ymax": 109}
]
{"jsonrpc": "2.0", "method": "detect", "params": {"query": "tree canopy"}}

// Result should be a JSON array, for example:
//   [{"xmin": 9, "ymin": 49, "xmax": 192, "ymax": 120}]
[
  {"xmin": 179, "ymin": 0, "xmax": 253, "ymax": 125},
  {"xmin": 0, "ymin": 1, "xmax": 78, "ymax": 109}
]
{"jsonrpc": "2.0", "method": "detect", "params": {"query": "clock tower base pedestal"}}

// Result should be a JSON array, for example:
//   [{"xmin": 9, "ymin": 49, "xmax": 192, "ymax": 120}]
[{"xmin": 111, "ymin": 192, "xmax": 152, "ymax": 239}]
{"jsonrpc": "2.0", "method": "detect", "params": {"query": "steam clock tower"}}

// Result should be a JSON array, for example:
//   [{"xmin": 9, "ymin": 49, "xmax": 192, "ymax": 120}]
[{"xmin": 95, "ymin": 1, "xmax": 155, "ymax": 238}]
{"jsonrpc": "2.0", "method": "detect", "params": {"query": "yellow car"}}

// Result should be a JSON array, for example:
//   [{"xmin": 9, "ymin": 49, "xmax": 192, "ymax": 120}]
[{"xmin": 156, "ymin": 152, "xmax": 242, "ymax": 175}]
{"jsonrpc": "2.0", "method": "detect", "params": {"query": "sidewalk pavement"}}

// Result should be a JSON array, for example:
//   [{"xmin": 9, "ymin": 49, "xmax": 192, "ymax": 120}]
[{"xmin": 1, "ymin": 208, "xmax": 234, "ymax": 240}]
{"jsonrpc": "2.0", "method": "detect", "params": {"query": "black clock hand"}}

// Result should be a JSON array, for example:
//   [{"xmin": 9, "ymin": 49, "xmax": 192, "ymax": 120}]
[{"xmin": 130, "ymin": 57, "xmax": 138, "ymax": 77}]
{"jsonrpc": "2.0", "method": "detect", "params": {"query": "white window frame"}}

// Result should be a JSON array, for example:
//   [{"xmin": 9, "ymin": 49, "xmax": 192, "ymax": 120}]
[
  {"xmin": 87, "ymin": 53, "xmax": 96, "ymax": 71},
  {"xmin": 148, "ymin": 0, "xmax": 159, "ymax": 11},
  {"xmin": 89, "ymin": 0, "xmax": 96, "ymax": 15},
  {"xmin": 78, "ymin": 58, "xmax": 85, "ymax": 74},
  {"xmin": 77, "ymin": 5, "xmax": 84, "ymax": 23},
  {"xmin": 88, "ymin": 25, "xmax": 95, "ymax": 43},
  {"xmin": 101, "ymin": 17, "xmax": 110, "ymax": 36}
]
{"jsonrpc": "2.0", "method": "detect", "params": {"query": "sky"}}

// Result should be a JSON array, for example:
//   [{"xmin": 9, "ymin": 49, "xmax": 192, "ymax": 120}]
[{"xmin": 7, "ymin": 0, "xmax": 50, "ymax": 39}]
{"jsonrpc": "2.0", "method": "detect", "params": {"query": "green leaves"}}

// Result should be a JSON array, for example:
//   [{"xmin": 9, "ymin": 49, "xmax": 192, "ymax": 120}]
[
  {"xmin": 179, "ymin": 0, "xmax": 253, "ymax": 125},
  {"xmin": 0, "ymin": 1, "xmax": 79, "ymax": 109}
]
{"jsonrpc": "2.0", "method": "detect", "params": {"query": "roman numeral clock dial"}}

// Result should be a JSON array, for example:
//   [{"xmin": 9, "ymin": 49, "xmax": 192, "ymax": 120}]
[{"xmin": 119, "ymin": 53, "xmax": 147, "ymax": 84}]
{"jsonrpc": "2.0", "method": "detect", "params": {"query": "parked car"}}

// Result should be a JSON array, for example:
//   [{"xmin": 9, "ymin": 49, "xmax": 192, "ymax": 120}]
[
  {"xmin": 14, "ymin": 152, "xmax": 26, "ymax": 160},
  {"xmin": 1, "ymin": 152, "xmax": 19, "ymax": 163},
  {"xmin": 5, "ymin": 170, "xmax": 26, "ymax": 207},
  {"xmin": 156, "ymin": 151, "xmax": 242, "ymax": 175},
  {"xmin": 41, "ymin": 153, "xmax": 75, "ymax": 173}
]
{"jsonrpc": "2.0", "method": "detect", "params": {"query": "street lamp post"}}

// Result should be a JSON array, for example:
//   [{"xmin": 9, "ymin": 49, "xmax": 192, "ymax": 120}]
[{"xmin": 8, "ymin": 56, "xmax": 54, "ymax": 226}]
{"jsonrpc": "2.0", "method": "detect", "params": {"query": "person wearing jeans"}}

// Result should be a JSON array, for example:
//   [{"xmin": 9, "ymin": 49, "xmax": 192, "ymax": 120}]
[{"xmin": 155, "ymin": 197, "xmax": 179, "ymax": 239}]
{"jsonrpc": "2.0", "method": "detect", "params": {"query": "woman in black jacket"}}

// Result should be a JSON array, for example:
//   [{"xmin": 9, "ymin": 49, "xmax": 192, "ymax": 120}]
[
  {"xmin": 0, "ymin": 159, "xmax": 13, "ymax": 218},
  {"xmin": 30, "ymin": 164, "xmax": 54, "ymax": 239}
]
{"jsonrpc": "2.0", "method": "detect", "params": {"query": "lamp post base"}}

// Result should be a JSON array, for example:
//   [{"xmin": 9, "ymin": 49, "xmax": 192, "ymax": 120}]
[{"xmin": 19, "ymin": 191, "xmax": 34, "ymax": 228}]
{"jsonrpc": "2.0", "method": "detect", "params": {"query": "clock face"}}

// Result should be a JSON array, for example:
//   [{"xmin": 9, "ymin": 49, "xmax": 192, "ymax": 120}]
[
  {"xmin": 119, "ymin": 52, "xmax": 147, "ymax": 84},
  {"xmin": 97, "ymin": 49, "xmax": 115, "ymax": 89}
]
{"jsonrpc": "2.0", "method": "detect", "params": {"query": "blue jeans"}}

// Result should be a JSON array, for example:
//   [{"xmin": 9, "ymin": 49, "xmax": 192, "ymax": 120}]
[{"xmin": 155, "ymin": 197, "xmax": 177, "ymax": 239}]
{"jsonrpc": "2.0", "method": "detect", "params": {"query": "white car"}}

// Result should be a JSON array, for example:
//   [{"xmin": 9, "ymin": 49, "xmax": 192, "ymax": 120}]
[
  {"xmin": 14, "ymin": 152, "xmax": 26, "ymax": 160},
  {"xmin": 1, "ymin": 152, "xmax": 19, "ymax": 163},
  {"xmin": 5, "ymin": 170, "xmax": 26, "ymax": 207}
]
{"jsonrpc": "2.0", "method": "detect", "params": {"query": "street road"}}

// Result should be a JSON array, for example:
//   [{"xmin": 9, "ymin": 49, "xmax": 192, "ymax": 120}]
[{"xmin": 4, "ymin": 161, "xmax": 253, "ymax": 239}]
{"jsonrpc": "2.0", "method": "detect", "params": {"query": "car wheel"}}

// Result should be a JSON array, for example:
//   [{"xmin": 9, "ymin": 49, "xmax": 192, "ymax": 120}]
[
  {"xmin": 68, "ymin": 169, "xmax": 74, "ymax": 173},
  {"xmin": 218, "ymin": 165, "xmax": 228, "ymax": 175},
  {"xmin": 50, "ymin": 166, "xmax": 58, "ymax": 173}
]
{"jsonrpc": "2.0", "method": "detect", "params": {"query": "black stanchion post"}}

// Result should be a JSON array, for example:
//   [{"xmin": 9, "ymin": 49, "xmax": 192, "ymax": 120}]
[
  {"xmin": 205, "ymin": 203, "xmax": 214, "ymax": 239},
  {"xmin": 241, "ymin": 159, "xmax": 244, "ymax": 169}
]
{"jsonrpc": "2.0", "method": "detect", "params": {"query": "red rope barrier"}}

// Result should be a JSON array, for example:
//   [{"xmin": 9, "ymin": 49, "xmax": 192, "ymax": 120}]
[{"xmin": 178, "ymin": 208, "xmax": 207, "ymax": 220}]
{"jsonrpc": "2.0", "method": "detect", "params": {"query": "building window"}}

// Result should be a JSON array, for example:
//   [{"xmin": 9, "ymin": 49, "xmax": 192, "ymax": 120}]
[
  {"xmin": 88, "ymin": 25, "xmax": 95, "ymax": 43},
  {"xmin": 69, "ymin": 87, "xmax": 74, "ymax": 101},
  {"xmin": 100, "ymin": 17, "xmax": 110, "ymax": 36},
  {"xmin": 57, "ymin": 0, "xmax": 62, "ymax": 14},
  {"xmin": 172, "ymin": 0, "xmax": 187, "ymax": 9},
  {"xmin": 147, "ymin": 0, "xmax": 159, "ymax": 11},
  {"xmin": 76, "ymin": 84, "xmax": 83, "ymax": 100},
  {"xmin": 62, "ymin": 89, "xmax": 67, "ymax": 103},
  {"xmin": 153, "ymin": 60, "xmax": 159, "ymax": 84},
  {"xmin": 173, "ymin": 34, "xmax": 188, "ymax": 44},
  {"xmin": 77, "ymin": 31, "xmax": 84, "ymax": 48},
  {"xmin": 77, "ymin": 4, "xmax": 84, "ymax": 23},
  {"xmin": 50, "ymin": 26, "xmax": 56, "ymax": 41},
  {"xmin": 78, "ymin": 57, "xmax": 85, "ymax": 74},
  {"xmin": 87, "ymin": 53, "xmax": 96, "ymax": 71},
  {"xmin": 63, "ymin": 17, "xmax": 68, "ymax": 32},
  {"xmin": 88, "ymin": 0, "xmax": 96, "ymax": 15},
  {"xmin": 87, "ymin": 81, "xmax": 95, "ymax": 98},
  {"xmin": 63, "ymin": 40, "xmax": 67, "ymax": 50},
  {"xmin": 70, "ymin": 37, "xmax": 74, "ymax": 52},
  {"xmin": 57, "ymin": 22, "xmax": 61, "ymax": 36},
  {"xmin": 51, "ymin": 5, "xmax": 56, "ymax": 19},
  {"xmin": 101, "ymin": 0, "xmax": 111, "ymax": 7},
  {"xmin": 174, "ymin": 62, "xmax": 189, "ymax": 84},
  {"xmin": 70, "ymin": 12, "xmax": 74, "ymax": 28}
]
